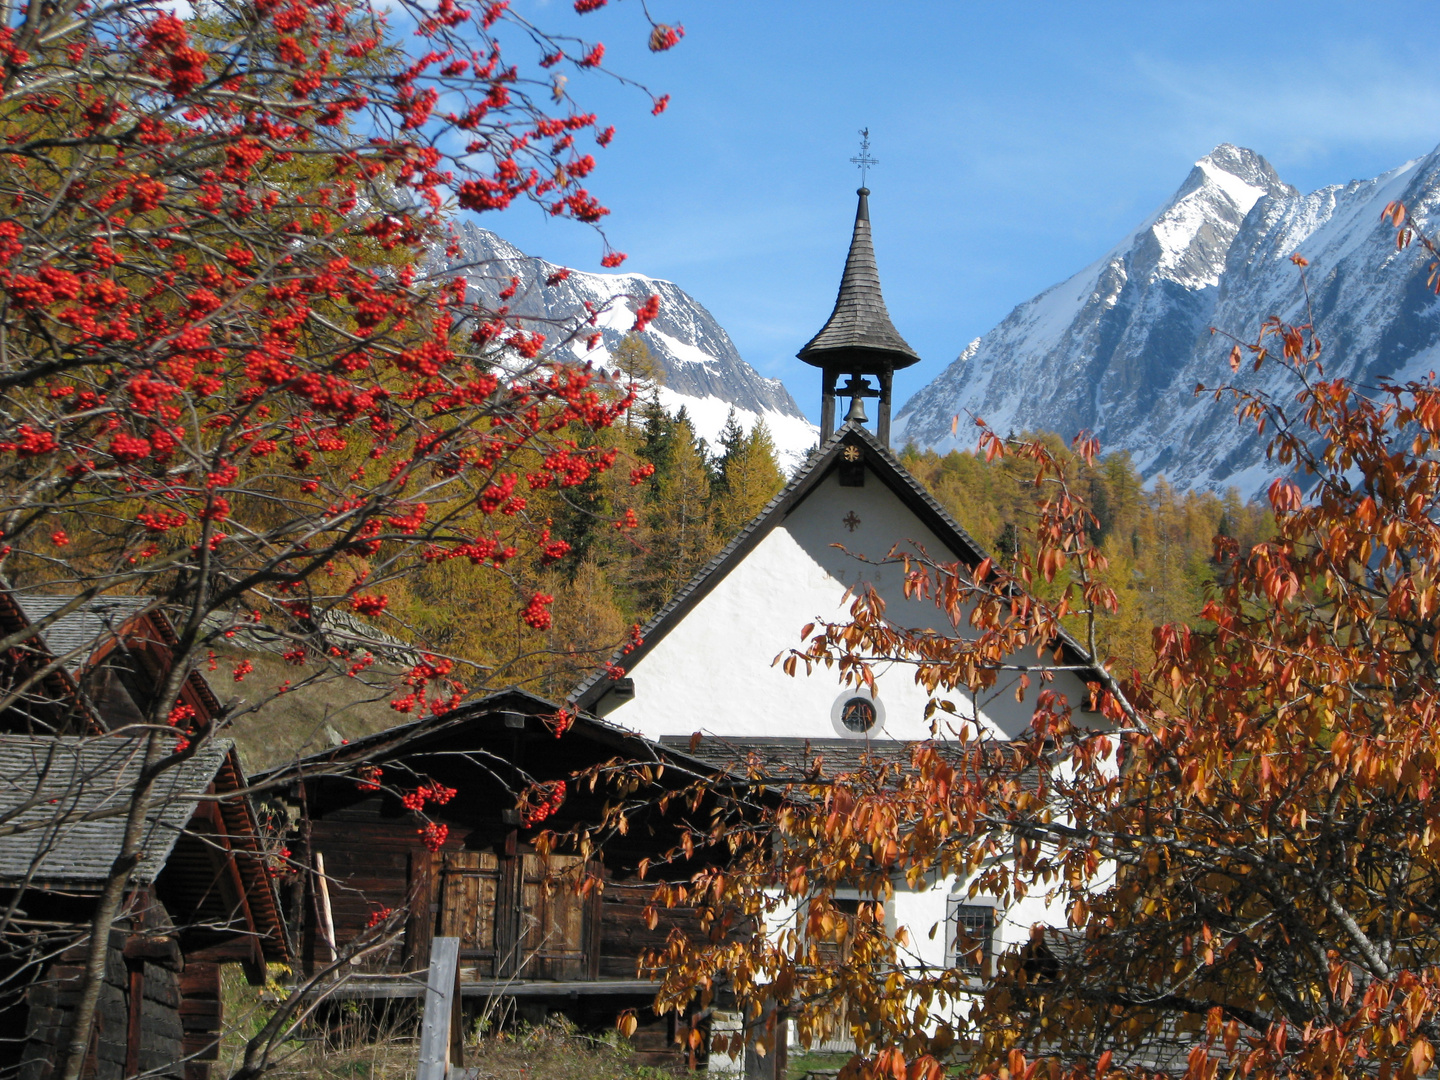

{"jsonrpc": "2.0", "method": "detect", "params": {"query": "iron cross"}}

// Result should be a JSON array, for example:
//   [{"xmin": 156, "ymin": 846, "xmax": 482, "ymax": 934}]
[
  {"xmin": 843, "ymin": 511, "xmax": 861, "ymax": 532},
  {"xmin": 850, "ymin": 128, "xmax": 878, "ymax": 187}
]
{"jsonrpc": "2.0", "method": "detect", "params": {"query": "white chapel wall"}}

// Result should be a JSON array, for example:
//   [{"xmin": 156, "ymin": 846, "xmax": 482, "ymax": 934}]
[{"xmin": 607, "ymin": 464, "xmax": 1093, "ymax": 743}]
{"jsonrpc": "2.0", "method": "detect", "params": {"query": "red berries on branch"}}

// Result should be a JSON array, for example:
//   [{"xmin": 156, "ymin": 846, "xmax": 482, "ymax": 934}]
[
  {"xmin": 521, "ymin": 592, "xmax": 554, "ymax": 630},
  {"xmin": 350, "ymin": 594, "xmax": 390, "ymax": 616},
  {"xmin": 519, "ymin": 780, "xmax": 566, "ymax": 826},
  {"xmin": 630, "ymin": 294, "xmax": 661, "ymax": 333}
]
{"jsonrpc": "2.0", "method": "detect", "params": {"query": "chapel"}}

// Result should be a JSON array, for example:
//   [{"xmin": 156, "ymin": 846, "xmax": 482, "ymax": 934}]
[
  {"xmin": 566, "ymin": 187, "xmax": 1109, "ymax": 1071},
  {"xmin": 571, "ymin": 184, "xmax": 1098, "ymax": 752}
]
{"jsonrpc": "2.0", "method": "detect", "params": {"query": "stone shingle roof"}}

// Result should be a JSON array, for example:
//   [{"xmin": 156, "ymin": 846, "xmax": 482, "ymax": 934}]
[
  {"xmin": 657, "ymin": 734, "xmax": 1042, "ymax": 792},
  {"xmin": 658, "ymin": 734, "xmax": 929, "ymax": 779},
  {"xmin": 798, "ymin": 188, "xmax": 920, "ymax": 372},
  {"xmin": 0, "ymin": 734, "xmax": 230, "ymax": 886},
  {"xmin": 12, "ymin": 595, "xmax": 157, "ymax": 673}
]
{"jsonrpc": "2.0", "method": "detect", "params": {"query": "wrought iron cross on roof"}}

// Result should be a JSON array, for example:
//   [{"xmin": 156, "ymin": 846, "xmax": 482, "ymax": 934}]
[{"xmin": 850, "ymin": 128, "xmax": 878, "ymax": 187}]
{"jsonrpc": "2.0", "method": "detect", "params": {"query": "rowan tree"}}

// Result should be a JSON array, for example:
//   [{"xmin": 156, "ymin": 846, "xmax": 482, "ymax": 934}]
[
  {"xmin": 0, "ymin": 0, "xmax": 684, "ymax": 1072},
  {"xmin": 607, "ymin": 216, "xmax": 1440, "ymax": 1080}
]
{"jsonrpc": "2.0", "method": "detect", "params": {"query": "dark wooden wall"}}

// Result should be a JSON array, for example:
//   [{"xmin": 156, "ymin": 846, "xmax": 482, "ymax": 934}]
[
  {"xmin": 16, "ymin": 937, "xmax": 183, "ymax": 1080},
  {"xmin": 597, "ymin": 883, "xmax": 710, "ymax": 980},
  {"xmin": 304, "ymin": 806, "xmax": 718, "ymax": 988},
  {"xmin": 177, "ymin": 963, "xmax": 221, "ymax": 1080}
]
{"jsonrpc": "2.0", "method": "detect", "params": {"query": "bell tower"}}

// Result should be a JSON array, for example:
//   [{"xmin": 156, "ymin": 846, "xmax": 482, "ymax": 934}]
[{"xmin": 797, "ymin": 181, "xmax": 920, "ymax": 447}]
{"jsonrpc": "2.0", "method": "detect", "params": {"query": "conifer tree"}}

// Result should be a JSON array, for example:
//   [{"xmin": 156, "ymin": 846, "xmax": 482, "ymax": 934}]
[
  {"xmin": 711, "ymin": 415, "xmax": 785, "ymax": 538},
  {"xmin": 637, "ymin": 410, "xmax": 716, "ymax": 611},
  {"xmin": 611, "ymin": 333, "xmax": 666, "ymax": 429}
]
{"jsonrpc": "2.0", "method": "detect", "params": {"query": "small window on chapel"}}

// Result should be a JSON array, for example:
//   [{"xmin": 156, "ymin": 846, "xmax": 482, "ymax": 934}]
[
  {"xmin": 840, "ymin": 697, "xmax": 877, "ymax": 732},
  {"xmin": 830, "ymin": 689, "xmax": 885, "ymax": 738}
]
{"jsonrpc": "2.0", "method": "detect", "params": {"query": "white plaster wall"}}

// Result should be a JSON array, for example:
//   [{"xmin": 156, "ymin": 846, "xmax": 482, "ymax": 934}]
[{"xmin": 608, "ymin": 465, "xmax": 1092, "ymax": 742}]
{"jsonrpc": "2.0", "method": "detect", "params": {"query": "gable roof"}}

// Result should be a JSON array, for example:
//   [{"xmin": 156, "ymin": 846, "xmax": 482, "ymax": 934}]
[
  {"xmin": 571, "ymin": 421, "xmax": 1102, "ymax": 713},
  {"xmin": 10, "ymin": 593, "xmax": 224, "ymax": 723},
  {"xmin": 0, "ymin": 734, "xmax": 232, "ymax": 885},
  {"xmin": 0, "ymin": 587, "xmax": 97, "ymax": 733},
  {"xmin": 13, "ymin": 595, "xmax": 156, "ymax": 673},
  {"xmin": 0, "ymin": 733, "xmax": 289, "ymax": 959},
  {"xmin": 249, "ymin": 687, "xmax": 732, "ymax": 791}
]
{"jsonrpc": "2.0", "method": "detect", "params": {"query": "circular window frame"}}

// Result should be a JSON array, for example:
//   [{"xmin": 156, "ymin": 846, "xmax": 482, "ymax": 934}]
[{"xmin": 830, "ymin": 687, "xmax": 885, "ymax": 738}]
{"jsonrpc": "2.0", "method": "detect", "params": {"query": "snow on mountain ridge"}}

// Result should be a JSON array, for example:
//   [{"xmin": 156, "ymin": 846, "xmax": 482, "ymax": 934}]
[
  {"xmin": 894, "ymin": 143, "xmax": 1440, "ymax": 496},
  {"xmin": 444, "ymin": 223, "xmax": 818, "ymax": 467}
]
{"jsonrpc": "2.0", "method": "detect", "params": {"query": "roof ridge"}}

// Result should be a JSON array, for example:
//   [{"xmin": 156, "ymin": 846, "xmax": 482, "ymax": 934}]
[{"xmin": 568, "ymin": 426, "xmax": 856, "ymax": 706}]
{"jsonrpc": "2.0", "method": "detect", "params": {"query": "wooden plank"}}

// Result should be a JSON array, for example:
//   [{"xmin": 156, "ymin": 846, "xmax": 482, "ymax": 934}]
[
  {"xmin": 405, "ymin": 849, "xmax": 435, "ymax": 973},
  {"xmin": 317, "ymin": 976, "xmax": 664, "ymax": 1001},
  {"xmin": 125, "ymin": 963, "xmax": 143, "ymax": 1078},
  {"xmin": 315, "ymin": 851, "xmax": 338, "ymax": 962},
  {"xmin": 416, "ymin": 937, "xmax": 462, "ymax": 1080},
  {"xmin": 439, "ymin": 851, "xmax": 499, "ymax": 977},
  {"xmin": 517, "ymin": 854, "xmax": 588, "ymax": 980},
  {"xmin": 495, "ymin": 853, "xmax": 519, "ymax": 978}
]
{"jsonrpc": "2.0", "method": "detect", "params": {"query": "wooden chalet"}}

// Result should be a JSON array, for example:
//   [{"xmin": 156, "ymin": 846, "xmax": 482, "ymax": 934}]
[
  {"xmin": 0, "ymin": 588, "xmax": 288, "ymax": 1080},
  {"xmin": 0, "ymin": 735, "xmax": 288, "ymax": 1080},
  {"xmin": 258, "ymin": 689, "xmax": 765, "ymax": 1068}
]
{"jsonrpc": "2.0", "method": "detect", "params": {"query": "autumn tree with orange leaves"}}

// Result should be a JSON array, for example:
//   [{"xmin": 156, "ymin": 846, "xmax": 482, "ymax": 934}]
[{"xmin": 594, "ymin": 206, "xmax": 1440, "ymax": 1080}]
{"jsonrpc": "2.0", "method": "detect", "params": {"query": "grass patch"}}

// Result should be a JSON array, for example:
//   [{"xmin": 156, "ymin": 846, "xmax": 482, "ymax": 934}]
[
  {"xmin": 218, "ymin": 970, "xmax": 685, "ymax": 1079},
  {"xmin": 786, "ymin": 1049, "xmax": 853, "ymax": 1079}
]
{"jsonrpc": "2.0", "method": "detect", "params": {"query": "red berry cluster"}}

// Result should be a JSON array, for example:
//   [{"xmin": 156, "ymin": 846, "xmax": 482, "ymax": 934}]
[
  {"xmin": 521, "ymin": 592, "xmax": 554, "ymax": 630},
  {"xmin": 519, "ymin": 780, "xmax": 566, "ymax": 826},
  {"xmin": 366, "ymin": 906, "xmax": 394, "ymax": 928}
]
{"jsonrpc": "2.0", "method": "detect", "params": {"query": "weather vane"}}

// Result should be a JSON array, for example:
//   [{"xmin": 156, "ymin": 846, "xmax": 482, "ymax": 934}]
[{"xmin": 850, "ymin": 128, "xmax": 878, "ymax": 188}]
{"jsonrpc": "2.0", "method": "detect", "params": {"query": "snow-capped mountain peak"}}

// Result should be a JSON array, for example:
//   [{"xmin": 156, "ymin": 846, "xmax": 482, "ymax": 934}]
[
  {"xmin": 894, "ymin": 142, "xmax": 1440, "ymax": 496},
  {"xmin": 1139, "ymin": 144, "xmax": 1296, "ymax": 290},
  {"xmin": 443, "ymin": 223, "xmax": 818, "ymax": 467}
]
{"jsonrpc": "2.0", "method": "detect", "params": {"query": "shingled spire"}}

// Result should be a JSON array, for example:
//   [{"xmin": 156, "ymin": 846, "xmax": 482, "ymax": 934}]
[{"xmin": 798, "ymin": 186, "xmax": 920, "ymax": 446}]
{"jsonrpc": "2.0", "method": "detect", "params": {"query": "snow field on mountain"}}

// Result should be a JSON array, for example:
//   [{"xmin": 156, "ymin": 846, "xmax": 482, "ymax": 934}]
[{"xmin": 895, "ymin": 142, "xmax": 1440, "ymax": 497}]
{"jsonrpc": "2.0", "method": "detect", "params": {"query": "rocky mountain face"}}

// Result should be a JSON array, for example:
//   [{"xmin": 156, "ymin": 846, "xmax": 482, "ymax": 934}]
[
  {"xmin": 445, "ymin": 224, "xmax": 818, "ymax": 467},
  {"xmin": 894, "ymin": 143, "xmax": 1440, "ymax": 495}
]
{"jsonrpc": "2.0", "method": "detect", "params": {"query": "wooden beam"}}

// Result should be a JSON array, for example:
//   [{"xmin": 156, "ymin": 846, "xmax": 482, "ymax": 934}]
[
  {"xmin": 197, "ymin": 794, "xmax": 266, "ymax": 984},
  {"xmin": 318, "ymin": 976, "xmax": 665, "ymax": 1001},
  {"xmin": 124, "ymin": 961, "xmax": 143, "ymax": 1079},
  {"xmin": 416, "ymin": 937, "xmax": 462, "ymax": 1080},
  {"xmin": 314, "ymin": 851, "xmax": 338, "ymax": 964},
  {"xmin": 123, "ymin": 933, "xmax": 182, "ymax": 970},
  {"xmin": 182, "ymin": 941, "xmax": 257, "ymax": 964}
]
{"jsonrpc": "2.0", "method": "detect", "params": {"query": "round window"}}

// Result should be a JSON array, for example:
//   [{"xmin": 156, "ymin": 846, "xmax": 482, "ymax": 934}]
[
  {"xmin": 840, "ymin": 697, "xmax": 876, "ymax": 732},
  {"xmin": 830, "ymin": 688, "xmax": 885, "ymax": 738}
]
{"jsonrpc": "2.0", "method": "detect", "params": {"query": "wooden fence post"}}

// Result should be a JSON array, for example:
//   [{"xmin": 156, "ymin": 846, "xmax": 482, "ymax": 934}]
[{"xmin": 416, "ymin": 937, "xmax": 462, "ymax": 1080}]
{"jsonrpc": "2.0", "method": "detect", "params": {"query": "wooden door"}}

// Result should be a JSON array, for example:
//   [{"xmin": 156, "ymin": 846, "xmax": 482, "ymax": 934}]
[
  {"xmin": 438, "ymin": 851, "xmax": 500, "ymax": 976},
  {"xmin": 515, "ymin": 853, "xmax": 589, "ymax": 980}
]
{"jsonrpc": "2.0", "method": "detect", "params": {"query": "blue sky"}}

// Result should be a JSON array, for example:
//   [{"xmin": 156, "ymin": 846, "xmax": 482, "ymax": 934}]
[{"xmin": 490, "ymin": 1, "xmax": 1440, "ymax": 423}]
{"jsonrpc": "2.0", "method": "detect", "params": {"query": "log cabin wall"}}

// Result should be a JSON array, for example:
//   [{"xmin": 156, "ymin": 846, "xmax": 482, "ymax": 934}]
[
  {"xmin": 267, "ymin": 693, "xmax": 775, "ymax": 1070},
  {"xmin": 301, "ymin": 799, "xmax": 714, "ymax": 988},
  {"xmin": 14, "ymin": 924, "xmax": 185, "ymax": 1080}
]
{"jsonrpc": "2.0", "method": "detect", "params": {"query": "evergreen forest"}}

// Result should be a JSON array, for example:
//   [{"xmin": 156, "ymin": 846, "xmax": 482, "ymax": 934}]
[{"xmin": 383, "ymin": 335, "xmax": 1272, "ymax": 702}]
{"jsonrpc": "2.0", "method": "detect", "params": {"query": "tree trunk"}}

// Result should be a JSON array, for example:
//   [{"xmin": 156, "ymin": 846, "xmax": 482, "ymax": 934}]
[{"xmin": 60, "ymin": 731, "xmax": 164, "ymax": 1080}]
